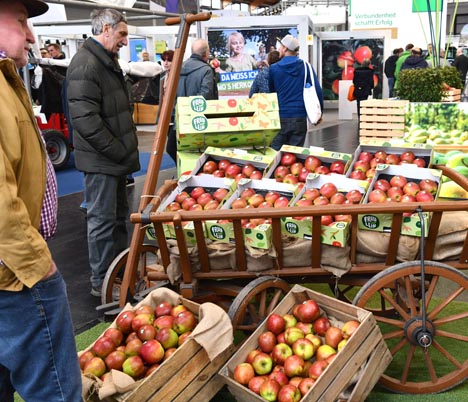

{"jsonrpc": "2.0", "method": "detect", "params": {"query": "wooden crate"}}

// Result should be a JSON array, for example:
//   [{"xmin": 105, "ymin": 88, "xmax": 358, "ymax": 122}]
[
  {"xmin": 219, "ymin": 285, "xmax": 392, "ymax": 402},
  {"xmin": 441, "ymin": 88, "xmax": 461, "ymax": 102},
  {"xmin": 133, "ymin": 102, "xmax": 158, "ymax": 125},
  {"xmin": 359, "ymin": 99, "xmax": 409, "ymax": 142},
  {"xmin": 82, "ymin": 291, "xmax": 235, "ymax": 402}
]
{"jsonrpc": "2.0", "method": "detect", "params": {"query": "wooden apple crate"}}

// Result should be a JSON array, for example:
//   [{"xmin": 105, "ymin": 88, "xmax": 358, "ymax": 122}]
[
  {"xmin": 441, "ymin": 88, "xmax": 461, "ymax": 102},
  {"xmin": 219, "ymin": 285, "xmax": 392, "ymax": 402},
  {"xmin": 84, "ymin": 295, "xmax": 235, "ymax": 402},
  {"xmin": 133, "ymin": 102, "xmax": 159, "ymax": 125},
  {"xmin": 359, "ymin": 99, "xmax": 409, "ymax": 142}
]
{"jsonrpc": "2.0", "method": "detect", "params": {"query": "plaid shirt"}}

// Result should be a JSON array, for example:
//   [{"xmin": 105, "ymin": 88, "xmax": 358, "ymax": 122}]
[{"xmin": 0, "ymin": 49, "xmax": 58, "ymax": 240}]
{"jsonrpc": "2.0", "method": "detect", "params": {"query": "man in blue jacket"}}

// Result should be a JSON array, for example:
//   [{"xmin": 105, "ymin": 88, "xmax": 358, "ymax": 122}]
[{"xmin": 269, "ymin": 35, "xmax": 323, "ymax": 150}]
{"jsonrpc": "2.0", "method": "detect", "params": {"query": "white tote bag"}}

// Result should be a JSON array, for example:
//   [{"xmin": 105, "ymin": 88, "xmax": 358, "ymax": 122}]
[{"xmin": 303, "ymin": 60, "xmax": 322, "ymax": 125}]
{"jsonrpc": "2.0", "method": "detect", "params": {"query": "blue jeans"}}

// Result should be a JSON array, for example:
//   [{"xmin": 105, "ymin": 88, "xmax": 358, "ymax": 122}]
[
  {"xmin": 85, "ymin": 173, "xmax": 129, "ymax": 288},
  {"xmin": 0, "ymin": 271, "xmax": 82, "ymax": 401},
  {"xmin": 270, "ymin": 117, "xmax": 308, "ymax": 151},
  {"xmin": 388, "ymin": 77, "xmax": 395, "ymax": 98}
]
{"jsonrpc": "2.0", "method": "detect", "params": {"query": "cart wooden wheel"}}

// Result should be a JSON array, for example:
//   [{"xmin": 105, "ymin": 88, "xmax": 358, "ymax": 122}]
[
  {"xmin": 101, "ymin": 244, "xmax": 159, "ymax": 305},
  {"xmin": 353, "ymin": 260, "xmax": 468, "ymax": 394},
  {"xmin": 228, "ymin": 276, "xmax": 291, "ymax": 335}
]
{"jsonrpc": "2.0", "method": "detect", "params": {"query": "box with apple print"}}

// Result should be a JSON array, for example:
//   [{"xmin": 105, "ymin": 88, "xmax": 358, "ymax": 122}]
[
  {"xmin": 263, "ymin": 145, "xmax": 353, "ymax": 184},
  {"xmin": 281, "ymin": 173, "xmax": 369, "ymax": 248},
  {"xmin": 347, "ymin": 141, "xmax": 433, "ymax": 182},
  {"xmin": 360, "ymin": 164, "xmax": 443, "ymax": 237},
  {"xmin": 177, "ymin": 147, "xmax": 278, "ymax": 179},
  {"xmin": 205, "ymin": 178, "xmax": 301, "ymax": 249},
  {"xmin": 175, "ymin": 93, "xmax": 280, "ymax": 151},
  {"xmin": 188, "ymin": 146, "xmax": 277, "ymax": 179},
  {"xmin": 147, "ymin": 175, "xmax": 237, "ymax": 245},
  {"xmin": 219, "ymin": 284, "xmax": 391, "ymax": 402}
]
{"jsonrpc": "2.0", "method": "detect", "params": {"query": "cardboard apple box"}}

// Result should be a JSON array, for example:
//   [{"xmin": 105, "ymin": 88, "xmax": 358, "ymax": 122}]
[
  {"xmin": 219, "ymin": 284, "xmax": 391, "ymax": 402},
  {"xmin": 188, "ymin": 146, "xmax": 277, "ymax": 177},
  {"xmin": 147, "ymin": 175, "xmax": 236, "ymax": 245},
  {"xmin": 282, "ymin": 173, "xmax": 369, "ymax": 247},
  {"xmin": 264, "ymin": 145, "xmax": 353, "ymax": 179},
  {"xmin": 177, "ymin": 147, "xmax": 278, "ymax": 179},
  {"xmin": 349, "ymin": 141, "xmax": 433, "ymax": 174},
  {"xmin": 175, "ymin": 93, "xmax": 280, "ymax": 151},
  {"xmin": 205, "ymin": 178, "xmax": 300, "ymax": 250},
  {"xmin": 360, "ymin": 164, "xmax": 442, "ymax": 237}
]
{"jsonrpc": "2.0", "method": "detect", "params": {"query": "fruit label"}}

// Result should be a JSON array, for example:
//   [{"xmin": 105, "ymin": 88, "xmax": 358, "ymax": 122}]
[
  {"xmin": 190, "ymin": 97, "xmax": 207, "ymax": 113},
  {"xmin": 361, "ymin": 215, "xmax": 379, "ymax": 230},
  {"xmin": 191, "ymin": 116, "xmax": 208, "ymax": 131},
  {"xmin": 284, "ymin": 221, "xmax": 299, "ymax": 235},
  {"xmin": 209, "ymin": 225, "xmax": 227, "ymax": 241}
]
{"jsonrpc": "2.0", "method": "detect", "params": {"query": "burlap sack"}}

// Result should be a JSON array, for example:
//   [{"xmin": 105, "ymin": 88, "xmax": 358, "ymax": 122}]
[
  {"xmin": 281, "ymin": 236, "xmax": 352, "ymax": 277},
  {"xmin": 356, "ymin": 229, "xmax": 420, "ymax": 263},
  {"xmin": 431, "ymin": 211, "xmax": 468, "ymax": 261}
]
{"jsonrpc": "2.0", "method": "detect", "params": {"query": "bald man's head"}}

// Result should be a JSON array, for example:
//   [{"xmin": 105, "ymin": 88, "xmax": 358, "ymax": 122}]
[{"xmin": 192, "ymin": 39, "xmax": 210, "ymax": 61}]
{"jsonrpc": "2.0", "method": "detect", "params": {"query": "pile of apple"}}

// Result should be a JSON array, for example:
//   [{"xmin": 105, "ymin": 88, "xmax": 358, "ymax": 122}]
[
  {"xmin": 201, "ymin": 159, "xmax": 264, "ymax": 181},
  {"xmin": 273, "ymin": 153, "xmax": 346, "ymax": 184},
  {"xmin": 292, "ymin": 183, "xmax": 363, "ymax": 226},
  {"xmin": 79, "ymin": 302, "xmax": 198, "ymax": 381},
  {"xmin": 349, "ymin": 150, "xmax": 427, "ymax": 182},
  {"xmin": 367, "ymin": 175, "xmax": 438, "ymax": 205},
  {"xmin": 165, "ymin": 186, "xmax": 229, "ymax": 212},
  {"xmin": 232, "ymin": 298, "xmax": 360, "ymax": 401},
  {"xmin": 221, "ymin": 188, "xmax": 291, "ymax": 228}
]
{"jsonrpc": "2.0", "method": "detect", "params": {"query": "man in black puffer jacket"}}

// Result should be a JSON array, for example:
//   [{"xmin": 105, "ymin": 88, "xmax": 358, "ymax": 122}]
[
  {"xmin": 66, "ymin": 8, "xmax": 140, "ymax": 297},
  {"xmin": 166, "ymin": 39, "xmax": 218, "ymax": 162}
]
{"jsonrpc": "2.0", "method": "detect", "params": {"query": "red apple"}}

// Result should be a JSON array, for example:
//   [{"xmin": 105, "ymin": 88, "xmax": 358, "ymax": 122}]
[
  {"xmin": 173, "ymin": 310, "xmax": 197, "ymax": 334},
  {"xmin": 374, "ymin": 150, "xmax": 387, "ymax": 160},
  {"xmin": 389, "ymin": 175, "xmax": 408, "ymax": 188},
  {"xmin": 419, "ymin": 179, "xmax": 438, "ymax": 195},
  {"xmin": 105, "ymin": 350, "xmax": 127, "ymax": 371},
  {"xmin": 258, "ymin": 331, "xmax": 277, "ymax": 353},
  {"xmin": 329, "ymin": 161, "xmax": 346, "ymax": 174},
  {"xmin": 342, "ymin": 320, "xmax": 360, "ymax": 339},
  {"xmin": 313, "ymin": 317, "xmax": 331, "ymax": 336},
  {"xmin": 196, "ymin": 192, "xmax": 213, "ymax": 207},
  {"xmin": 274, "ymin": 165, "xmax": 290, "ymax": 182},
  {"xmin": 233, "ymin": 362, "xmax": 255, "ymax": 385},
  {"xmin": 319, "ymin": 182, "xmax": 338, "ymax": 198},
  {"xmin": 358, "ymin": 151, "xmax": 373, "ymax": 163},
  {"xmin": 271, "ymin": 343, "xmax": 293, "ymax": 365},
  {"xmin": 385, "ymin": 154, "xmax": 400, "ymax": 165},
  {"xmin": 103, "ymin": 328, "xmax": 124, "ymax": 347},
  {"xmin": 373, "ymin": 179, "xmax": 391, "ymax": 192},
  {"xmin": 83, "ymin": 356, "xmax": 106, "ymax": 377},
  {"xmin": 416, "ymin": 190, "xmax": 434, "ymax": 202},
  {"xmin": 321, "ymin": 215, "xmax": 334, "ymax": 226},
  {"xmin": 387, "ymin": 186, "xmax": 404, "ymax": 202},
  {"xmin": 281, "ymin": 152, "xmax": 297, "ymax": 166},
  {"xmin": 252, "ymin": 352, "xmax": 273, "ymax": 375},
  {"xmin": 92, "ymin": 336, "xmax": 116, "ymax": 358},
  {"xmin": 308, "ymin": 359, "xmax": 328, "ymax": 379},
  {"xmin": 154, "ymin": 315, "xmax": 174, "ymax": 330},
  {"xmin": 137, "ymin": 324, "xmax": 156, "ymax": 341},
  {"xmin": 292, "ymin": 338, "xmax": 314, "ymax": 360},
  {"xmin": 368, "ymin": 189, "xmax": 387, "ymax": 203},
  {"xmin": 190, "ymin": 187, "xmax": 205, "ymax": 200},
  {"xmin": 400, "ymin": 151, "xmax": 416, "ymax": 163},
  {"xmin": 202, "ymin": 160, "xmax": 218, "ymax": 174},
  {"xmin": 315, "ymin": 344, "xmax": 336, "ymax": 361},
  {"xmin": 240, "ymin": 187, "xmax": 256, "ymax": 200},
  {"xmin": 181, "ymin": 197, "xmax": 197, "ymax": 211},
  {"xmin": 313, "ymin": 196, "xmax": 329, "ymax": 206},
  {"xmin": 278, "ymin": 384, "xmax": 302, "ymax": 402},
  {"xmin": 154, "ymin": 301, "xmax": 172, "ymax": 317},
  {"xmin": 250, "ymin": 170, "xmax": 263, "ymax": 180},
  {"xmin": 295, "ymin": 321, "xmax": 313, "ymax": 335},
  {"xmin": 349, "ymin": 170, "xmax": 366, "ymax": 180},
  {"xmin": 274, "ymin": 196, "xmax": 290, "ymax": 208},
  {"xmin": 212, "ymin": 169, "xmax": 225, "ymax": 178},
  {"xmin": 259, "ymin": 379, "xmax": 281, "ymax": 402},
  {"xmin": 246, "ymin": 349, "xmax": 262, "ymax": 364},
  {"xmin": 265, "ymin": 190, "xmax": 281, "ymax": 205},
  {"xmin": 242, "ymin": 163, "xmax": 255, "ymax": 177},
  {"xmin": 413, "ymin": 158, "xmax": 426, "ymax": 167},
  {"xmin": 283, "ymin": 174, "xmax": 299, "ymax": 184},
  {"xmin": 304, "ymin": 155, "xmax": 322, "ymax": 172},
  {"xmin": 248, "ymin": 193, "xmax": 265, "ymax": 207},
  {"xmin": 353, "ymin": 160, "xmax": 370, "ymax": 172},
  {"xmin": 264, "ymin": 315, "xmax": 285, "ymax": 339},
  {"xmin": 116, "ymin": 310, "xmax": 135, "ymax": 334},
  {"xmin": 298, "ymin": 377, "xmax": 316, "ymax": 397},
  {"xmin": 204, "ymin": 199, "xmax": 219, "ymax": 210},
  {"xmin": 122, "ymin": 355, "xmax": 145, "ymax": 379},
  {"xmin": 139, "ymin": 339, "xmax": 165, "ymax": 365},
  {"xmin": 315, "ymin": 165, "xmax": 330, "ymax": 175},
  {"xmin": 403, "ymin": 181, "xmax": 420, "ymax": 196},
  {"xmin": 324, "ymin": 326, "xmax": 344, "ymax": 349},
  {"xmin": 268, "ymin": 370, "xmax": 289, "ymax": 387},
  {"xmin": 79, "ymin": 350, "xmax": 95, "ymax": 370},
  {"xmin": 217, "ymin": 159, "xmax": 231, "ymax": 171},
  {"xmin": 155, "ymin": 327, "xmax": 179, "ymax": 349},
  {"xmin": 345, "ymin": 189, "xmax": 363, "ymax": 204},
  {"xmin": 248, "ymin": 375, "xmax": 268, "ymax": 394},
  {"xmin": 174, "ymin": 191, "xmax": 190, "ymax": 204},
  {"xmin": 225, "ymin": 164, "xmax": 241, "ymax": 178},
  {"xmin": 295, "ymin": 299, "xmax": 321, "ymax": 323}
]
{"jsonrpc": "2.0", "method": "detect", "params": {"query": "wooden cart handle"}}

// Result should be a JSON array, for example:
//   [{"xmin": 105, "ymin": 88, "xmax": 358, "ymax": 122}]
[{"xmin": 165, "ymin": 12, "xmax": 211, "ymax": 26}]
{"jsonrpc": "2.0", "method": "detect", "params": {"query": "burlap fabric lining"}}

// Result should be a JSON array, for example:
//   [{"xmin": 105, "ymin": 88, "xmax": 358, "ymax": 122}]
[{"xmin": 161, "ymin": 211, "xmax": 468, "ymax": 282}]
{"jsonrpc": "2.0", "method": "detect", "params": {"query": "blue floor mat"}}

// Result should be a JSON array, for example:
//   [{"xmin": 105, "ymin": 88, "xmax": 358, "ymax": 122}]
[{"xmin": 56, "ymin": 152, "xmax": 175, "ymax": 197}]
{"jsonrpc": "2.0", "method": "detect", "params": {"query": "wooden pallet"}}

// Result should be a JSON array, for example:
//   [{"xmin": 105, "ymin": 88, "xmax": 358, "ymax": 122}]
[
  {"xmin": 441, "ymin": 88, "xmax": 461, "ymax": 102},
  {"xmin": 359, "ymin": 99, "xmax": 409, "ymax": 142}
]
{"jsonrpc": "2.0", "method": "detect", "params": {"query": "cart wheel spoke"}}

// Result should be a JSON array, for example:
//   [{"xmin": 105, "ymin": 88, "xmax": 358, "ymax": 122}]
[
  {"xmin": 101, "ymin": 244, "xmax": 159, "ymax": 305},
  {"xmin": 353, "ymin": 261, "xmax": 468, "ymax": 394},
  {"xmin": 228, "ymin": 276, "xmax": 290, "ymax": 339}
]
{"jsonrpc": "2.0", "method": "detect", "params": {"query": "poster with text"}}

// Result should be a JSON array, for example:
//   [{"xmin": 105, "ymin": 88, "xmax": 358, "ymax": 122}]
[
  {"xmin": 321, "ymin": 38, "xmax": 384, "ymax": 101},
  {"xmin": 207, "ymin": 27, "xmax": 298, "ymax": 98}
]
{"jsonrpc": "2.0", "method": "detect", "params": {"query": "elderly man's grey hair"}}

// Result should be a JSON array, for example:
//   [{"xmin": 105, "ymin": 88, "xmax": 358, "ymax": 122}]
[{"xmin": 90, "ymin": 8, "xmax": 127, "ymax": 35}]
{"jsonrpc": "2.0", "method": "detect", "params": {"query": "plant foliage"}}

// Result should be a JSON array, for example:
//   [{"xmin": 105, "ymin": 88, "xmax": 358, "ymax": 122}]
[{"xmin": 396, "ymin": 66, "xmax": 463, "ymax": 102}]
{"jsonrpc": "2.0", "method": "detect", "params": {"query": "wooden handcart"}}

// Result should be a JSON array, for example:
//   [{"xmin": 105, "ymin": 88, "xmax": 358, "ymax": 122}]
[{"xmin": 99, "ymin": 12, "xmax": 468, "ymax": 397}]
